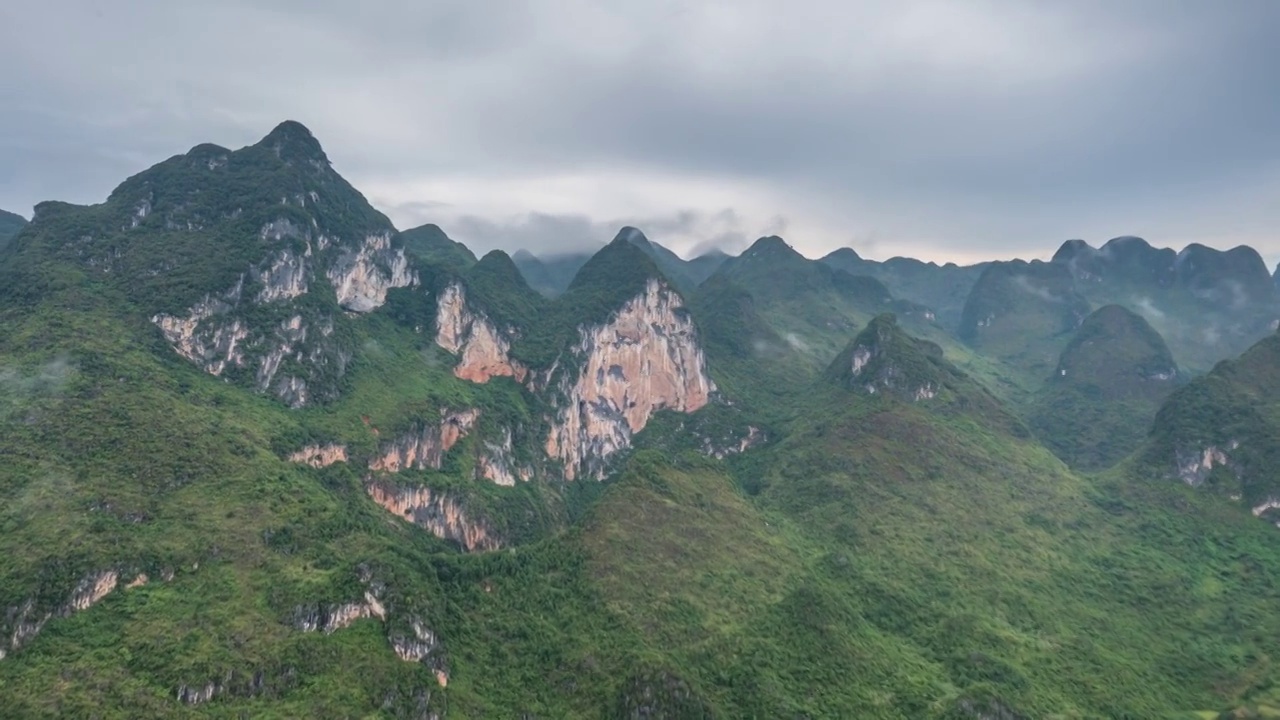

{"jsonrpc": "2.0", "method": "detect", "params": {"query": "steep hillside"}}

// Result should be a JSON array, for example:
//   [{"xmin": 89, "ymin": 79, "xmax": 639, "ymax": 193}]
[
  {"xmin": 618, "ymin": 226, "xmax": 702, "ymax": 292},
  {"xmin": 1, "ymin": 120, "xmax": 416, "ymax": 407},
  {"xmin": 0, "ymin": 208, "xmax": 25, "ymax": 249},
  {"xmin": 704, "ymin": 235, "xmax": 934, "ymax": 370},
  {"xmin": 1029, "ymin": 305, "xmax": 1181, "ymax": 470},
  {"xmin": 959, "ymin": 259, "xmax": 1091, "ymax": 391},
  {"xmin": 0, "ymin": 124, "xmax": 720, "ymax": 717},
  {"xmin": 512, "ymin": 229, "xmax": 710, "ymax": 297},
  {"xmin": 397, "ymin": 223, "xmax": 476, "ymax": 272},
  {"xmin": 1141, "ymin": 330, "xmax": 1280, "ymax": 520}
]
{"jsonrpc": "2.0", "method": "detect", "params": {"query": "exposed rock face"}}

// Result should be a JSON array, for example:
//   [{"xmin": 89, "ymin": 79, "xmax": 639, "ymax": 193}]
[
  {"xmin": 841, "ymin": 315, "xmax": 943, "ymax": 402},
  {"xmin": 66, "ymin": 570, "xmax": 119, "ymax": 613},
  {"xmin": 327, "ymin": 232, "xmax": 416, "ymax": 312},
  {"xmin": 1175, "ymin": 443, "xmax": 1237, "ymax": 486},
  {"xmin": 256, "ymin": 248, "xmax": 309, "ymax": 302},
  {"xmin": 391, "ymin": 618, "xmax": 441, "ymax": 663},
  {"xmin": 390, "ymin": 618, "xmax": 449, "ymax": 687},
  {"xmin": 292, "ymin": 591, "xmax": 387, "ymax": 633},
  {"xmin": 153, "ymin": 227, "xmax": 410, "ymax": 406},
  {"xmin": 152, "ymin": 279, "xmax": 249, "ymax": 377},
  {"xmin": 2, "ymin": 567, "xmax": 161, "ymax": 660},
  {"xmin": 476, "ymin": 428, "xmax": 532, "ymax": 486},
  {"xmin": 545, "ymin": 279, "xmax": 714, "ymax": 480},
  {"xmin": 367, "ymin": 482, "xmax": 498, "ymax": 552},
  {"xmin": 370, "ymin": 409, "xmax": 479, "ymax": 473},
  {"xmin": 288, "ymin": 443, "xmax": 349, "ymax": 468},
  {"xmin": 1251, "ymin": 499, "xmax": 1280, "ymax": 519},
  {"xmin": 434, "ymin": 283, "xmax": 527, "ymax": 383},
  {"xmin": 176, "ymin": 682, "xmax": 220, "ymax": 705}
]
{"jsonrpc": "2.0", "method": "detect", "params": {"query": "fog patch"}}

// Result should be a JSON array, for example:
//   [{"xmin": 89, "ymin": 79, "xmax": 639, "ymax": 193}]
[
  {"xmin": 1132, "ymin": 296, "xmax": 1166, "ymax": 321},
  {"xmin": 0, "ymin": 356, "xmax": 74, "ymax": 421},
  {"xmin": 1011, "ymin": 274, "xmax": 1060, "ymax": 303},
  {"xmin": 783, "ymin": 332, "xmax": 810, "ymax": 352}
]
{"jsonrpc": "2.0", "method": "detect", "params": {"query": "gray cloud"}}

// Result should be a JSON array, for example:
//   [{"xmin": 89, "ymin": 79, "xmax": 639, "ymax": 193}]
[
  {"xmin": 2, "ymin": 1, "xmax": 1278, "ymax": 265},
  {"xmin": 438, "ymin": 207, "xmax": 784, "ymax": 257}
]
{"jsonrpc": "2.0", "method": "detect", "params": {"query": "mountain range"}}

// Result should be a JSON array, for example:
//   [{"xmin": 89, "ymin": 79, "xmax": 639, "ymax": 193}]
[{"xmin": 1, "ymin": 121, "xmax": 1279, "ymax": 718}]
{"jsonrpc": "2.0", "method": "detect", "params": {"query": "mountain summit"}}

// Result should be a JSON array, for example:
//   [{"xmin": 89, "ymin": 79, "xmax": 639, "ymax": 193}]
[
  {"xmin": 1030, "ymin": 305, "xmax": 1181, "ymax": 469},
  {"xmin": 257, "ymin": 119, "xmax": 330, "ymax": 164}
]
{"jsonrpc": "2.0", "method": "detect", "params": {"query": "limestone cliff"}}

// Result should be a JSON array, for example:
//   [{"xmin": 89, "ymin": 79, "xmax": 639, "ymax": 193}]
[
  {"xmin": 152, "ymin": 225, "xmax": 414, "ymax": 406},
  {"xmin": 369, "ymin": 409, "xmax": 479, "ymax": 473},
  {"xmin": 366, "ymin": 482, "xmax": 498, "ymax": 552},
  {"xmin": 476, "ymin": 428, "xmax": 533, "ymax": 486},
  {"xmin": 327, "ymin": 232, "xmax": 416, "ymax": 312},
  {"xmin": 434, "ymin": 282, "xmax": 527, "ymax": 383},
  {"xmin": 1174, "ymin": 442, "xmax": 1238, "ymax": 487},
  {"xmin": 291, "ymin": 591, "xmax": 387, "ymax": 633},
  {"xmin": 288, "ymin": 443, "xmax": 348, "ymax": 468},
  {"xmin": 544, "ymin": 279, "xmax": 714, "ymax": 480}
]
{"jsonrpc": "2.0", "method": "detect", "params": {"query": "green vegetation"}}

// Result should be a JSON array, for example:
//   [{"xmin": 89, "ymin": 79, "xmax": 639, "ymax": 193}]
[
  {"xmin": 398, "ymin": 223, "xmax": 477, "ymax": 272},
  {"xmin": 510, "ymin": 236, "xmax": 662, "ymax": 368},
  {"xmin": 0, "ymin": 207, "xmax": 26, "ymax": 250},
  {"xmin": 1029, "ymin": 305, "xmax": 1183, "ymax": 470},
  {"xmin": 1144, "ymin": 331, "xmax": 1280, "ymax": 508},
  {"xmin": 4, "ymin": 121, "xmax": 1280, "ymax": 718}
]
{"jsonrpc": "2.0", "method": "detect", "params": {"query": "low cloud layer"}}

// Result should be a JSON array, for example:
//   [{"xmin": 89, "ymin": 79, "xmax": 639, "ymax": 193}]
[{"xmin": 2, "ymin": 1, "xmax": 1278, "ymax": 265}]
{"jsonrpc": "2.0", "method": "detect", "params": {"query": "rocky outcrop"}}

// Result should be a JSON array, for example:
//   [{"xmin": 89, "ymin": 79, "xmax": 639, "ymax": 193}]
[
  {"xmin": 839, "ymin": 315, "xmax": 944, "ymax": 402},
  {"xmin": 152, "ymin": 278, "xmax": 249, "ymax": 377},
  {"xmin": 154, "ymin": 226, "xmax": 410, "ymax": 406},
  {"xmin": 1251, "ymin": 499, "xmax": 1280, "ymax": 519},
  {"xmin": 389, "ymin": 617, "xmax": 450, "ymax": 687},
  {"xmin": 370, "ymin": 409, "xmax": 479, "ymax": 473},
  {"xmin": 292, "ymin": 591, "xmax": 387, "ymax": 633},
  {"xmin": 256, "ymin": 248, "xmax": 309, "ymax": 302},
  {"xmin": 391, "ymin": 617, "xmax": 440, "ymax": 663},
  {"xmin": 288, "ymin": 443, "xmax": 349, "ymax": 468},
  {"xmin": 2, "ymin": 567, "xmax": 157, "ymax": 660},
  {"xmin": 66, "ymin": 570, "xmax": 119, "ymax": 613},
  {"xmin": 327, "ymin": 232, "xmax": 415, "ymax": 312},
  {"xmin": 288, "ymin": 565, "xmax": 451, "ymax": 691},
  {"xmin": 545, "ymin": 279, "xmax": 714, "ymax": 480},
  {"xmin": 367, "ymin": 482, "xmax": 498, "ymax": 552},
  {"xmin": 176, "ymin": 681, "xmax": 220, "ymax": 705},
  {"xmin": 1175, "ymin": 442, "xmax": 1238, "ymax": 486},
  {"xmin": 434, "ymin": 283, "xmax": 527, "ymax": 383},
  {"xmin": 476, "ymin": 428, "xmax": 532, "ymax": 486}
]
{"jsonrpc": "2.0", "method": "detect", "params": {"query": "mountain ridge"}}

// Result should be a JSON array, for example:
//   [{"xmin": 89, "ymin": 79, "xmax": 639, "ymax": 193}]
[{"xmin": 4, "ymin": 120, "xmax": 1280, "ymax": 718}]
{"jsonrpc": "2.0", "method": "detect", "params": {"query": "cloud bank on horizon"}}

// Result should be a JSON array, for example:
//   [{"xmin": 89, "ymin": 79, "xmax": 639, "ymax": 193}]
[{"xmin": 2, "ymin": 0, "xmax": 1278, "ymax": 265}]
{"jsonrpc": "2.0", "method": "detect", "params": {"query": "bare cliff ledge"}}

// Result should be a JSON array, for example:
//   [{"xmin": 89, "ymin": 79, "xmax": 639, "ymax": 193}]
[
  {"xmin": 434, "ymin": 282, "xmax": 527, "ymax": 383},
  {"xmin": 367, "ymin": 481, "xmax": 499, "ymax": 552},
  {"xmin": 369, "ymin": 409, "xmax": 479, "ymax": 472},
  {"xmin": 544, "ymin": 278, "xmax": 715, "ymax": 480}
]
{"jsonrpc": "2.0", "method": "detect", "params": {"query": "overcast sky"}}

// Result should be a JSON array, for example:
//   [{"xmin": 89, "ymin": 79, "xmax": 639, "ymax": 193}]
[{"xmin": 2, "ymin": 1, "xmax": 1278, "ymax": 265}]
